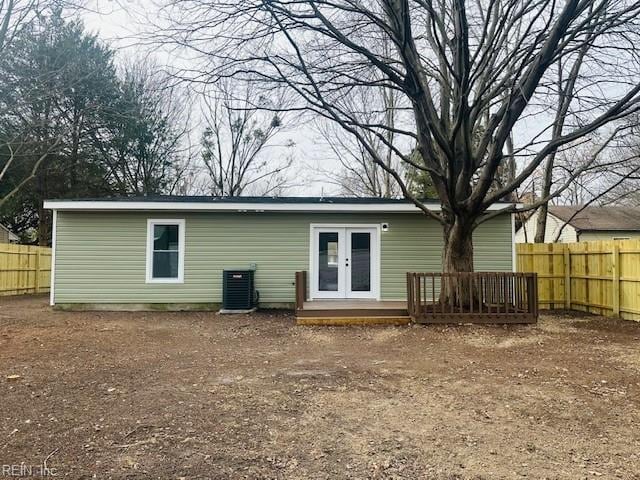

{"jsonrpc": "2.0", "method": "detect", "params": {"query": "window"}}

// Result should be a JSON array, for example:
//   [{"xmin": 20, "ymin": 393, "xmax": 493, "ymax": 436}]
[{"xmin": 146, "ymin": 219, "xmax": 185, "ymax": 283}]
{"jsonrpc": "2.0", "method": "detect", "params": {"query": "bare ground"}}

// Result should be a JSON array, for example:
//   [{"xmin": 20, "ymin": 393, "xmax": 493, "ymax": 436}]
[{"xmin": 0, "ymin": 296, "xmax": 639, "ymax": 479}]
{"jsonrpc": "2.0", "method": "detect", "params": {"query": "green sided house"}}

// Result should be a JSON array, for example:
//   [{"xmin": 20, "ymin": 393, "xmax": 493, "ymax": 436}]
[{"xmin": 43, "ymin": 196, "xmax": 518, "ymax": 319}]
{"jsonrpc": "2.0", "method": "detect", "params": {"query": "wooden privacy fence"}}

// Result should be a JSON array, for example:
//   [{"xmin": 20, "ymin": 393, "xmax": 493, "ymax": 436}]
[
  {"xmin": 0, "ymin": 244, "xmax": 52, "ymax": 296},
  {"xmin": 517, "ymin": 240, "xmax": 640, "ymax": 321},
  {"xmin": 406, "ymin": 272, "xmax": 538, "ymax": 324}
]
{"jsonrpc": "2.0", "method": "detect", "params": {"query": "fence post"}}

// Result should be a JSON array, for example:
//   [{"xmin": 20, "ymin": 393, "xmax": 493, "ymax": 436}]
[
  {"xmin": 612, "ymin": 244, "xmax": 620, "ymax": 317},
  {"xmin": 563, "ymin": 244, "xmax": 571, "ymax": 310},
  {"xmin": 34, "ymin": 248, "xmax": 41, "ymax": 294}
]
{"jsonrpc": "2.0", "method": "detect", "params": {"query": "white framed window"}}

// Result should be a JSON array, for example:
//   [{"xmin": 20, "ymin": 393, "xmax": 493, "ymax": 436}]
[{"xmin": 146, "ymin": 219, "xmax": 185, "ymax": 283}]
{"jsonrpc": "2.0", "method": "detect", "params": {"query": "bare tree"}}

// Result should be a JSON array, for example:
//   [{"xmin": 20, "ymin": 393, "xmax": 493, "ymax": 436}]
[
  {"xmin": 0, "ymin": 0, "xmax": 40, "ymax": 59},
  {"xmin": 551, "ymin": 167, "xmax": 640, "ymax": 243},
  {"xmin": 95, "ymin": 58, "xmax": 195, "ymax": 195},
  {"xmin": 151, "ymin": 0, "xmax": 640, "ymax": 304},
  {"xmin": 531, "ymin": 14, "xmax": 636, "ymax": 243},
  {"xmin": 517, "ymin": 129, "xmax": 640, "ymax": 242},
  {"xmin": 316, "ymin": 86, "xmax": 405, "ymax": 198},
  {"xmin": 200, "ymin": 81, "xmax": 294, "ymax": 197},
  {"xmin": 556, "ymin": 144, "xmax": 640, "ymax": 207}
]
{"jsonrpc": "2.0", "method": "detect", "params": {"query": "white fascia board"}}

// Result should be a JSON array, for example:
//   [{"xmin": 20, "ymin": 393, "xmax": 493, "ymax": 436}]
[
  {"xmin": 50, "ymin": 210, "xmax": 57, "ymax": 306},
  {"xmin": 43, "ymin": 200, "xmax": 519, "ymax": 213}
]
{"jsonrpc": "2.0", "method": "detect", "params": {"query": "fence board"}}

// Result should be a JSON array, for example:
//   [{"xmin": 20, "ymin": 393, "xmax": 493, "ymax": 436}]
[
  {"xmin": 516, "ymin": 239, "xmax": 640, "ymax": 321},
  {"xmin": 0, "ymin": 244, "xmax": 51, "ymax": 296}
]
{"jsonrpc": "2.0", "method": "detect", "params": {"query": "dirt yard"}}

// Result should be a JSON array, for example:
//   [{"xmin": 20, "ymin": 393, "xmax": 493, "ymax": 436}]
[{"xmin": 1, "ymin": 296, "xmax": 639, "ymax": 479}]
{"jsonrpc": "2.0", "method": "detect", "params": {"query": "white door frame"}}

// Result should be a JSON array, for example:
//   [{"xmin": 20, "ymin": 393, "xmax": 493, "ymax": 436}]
[{"xmin": 309, "ymin": 224, "xmax": 381, "ymax": 300}]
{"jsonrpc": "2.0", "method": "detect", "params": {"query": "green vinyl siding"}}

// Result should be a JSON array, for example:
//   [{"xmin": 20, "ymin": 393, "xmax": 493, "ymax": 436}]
[{"xmin": 53, "ymin": 211, "xmax": 513, "ymax": 305}]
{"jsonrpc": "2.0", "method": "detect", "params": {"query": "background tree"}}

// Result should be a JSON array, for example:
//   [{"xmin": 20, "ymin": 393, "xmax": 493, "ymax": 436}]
[
  {"xmin": 519, "ymin": 127, "xmax": 640, "ymax": 242},
  {"xmin": 200, "ymin": 81, "xmax": 294, "ymax": 197},
  {"xmin": 0, "ymin": 0, "xmax": 60, "ymax": 208},
  {"xmin": 0, "ymin": 0, "xmax": 42, "ymax": 61},
  {"xmin": 531, "ymin": 34, "xmax": 640, "ymax": 243},
  {"xmin": 0, "ymin": 10, "xmax": 190, "ymax": 244},
  {"xmin": 553, "ymin": 139, "xmax": 640, "ymax": 208},
  {"xmin": 0, "ymin": 10, "xmax": 116, "ymax": 242},
  {"xmin": 96, "ymin": 58, "xmax": 195, "ymax": 196}
]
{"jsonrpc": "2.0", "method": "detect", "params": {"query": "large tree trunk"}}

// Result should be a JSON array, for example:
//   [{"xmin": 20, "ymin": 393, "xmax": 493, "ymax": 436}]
[
  {"xmin": 36, "ymin": 165, "xmax": 51, "ymax": 246},
  {"xmin": 534, "ymin": 151, "xmax": 558, "ymax": 243},
  {"xmin": 443, "ymin": 219, "xmax": 474, "ymax": 274},
  {"xmin": 440, "ymin": 216, "xmax": 476, "ymax": 307},
  {"xmin": 37, "ymin": 210, "xmax": 51, "ymax": 247}
]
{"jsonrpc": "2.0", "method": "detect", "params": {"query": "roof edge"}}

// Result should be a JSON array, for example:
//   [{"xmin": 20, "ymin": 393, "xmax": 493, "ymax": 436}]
[{"xmin": 43, "ymin": 199, "xmax": 518, "ymax": 213}]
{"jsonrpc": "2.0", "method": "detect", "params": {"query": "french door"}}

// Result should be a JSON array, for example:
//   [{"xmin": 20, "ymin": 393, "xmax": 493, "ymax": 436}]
[{"xmin": 311, "ymin": 226, "xmax": 379, "ymax": 299}]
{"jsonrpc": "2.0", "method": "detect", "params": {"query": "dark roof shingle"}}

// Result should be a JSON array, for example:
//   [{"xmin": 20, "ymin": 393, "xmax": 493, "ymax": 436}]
[
  {"xmin": 47, "ymin": 195, "xmax": 439, "ymax": 205},
  {"xmin": 549, "ymin": 206, "xmax": 640, "ymax": 231}
]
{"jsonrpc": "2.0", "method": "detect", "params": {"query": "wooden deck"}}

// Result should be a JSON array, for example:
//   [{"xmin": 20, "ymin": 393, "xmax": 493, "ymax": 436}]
[
  {"xmin": 293, "ymin": 272, "xmax": 410, "ymax": 325},
  {"xmin": 296, "ymin": 299, "xmax": 410, "ymax": 325},
  {"xmin": 293, "ymin": 271, "xmax": 539, "ymax": 325}
]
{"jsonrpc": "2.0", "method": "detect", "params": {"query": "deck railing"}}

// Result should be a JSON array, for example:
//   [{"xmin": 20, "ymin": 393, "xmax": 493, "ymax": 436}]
[{"xmin": 407, "ymin": 272, "xmax": 538, "ymax": 324}]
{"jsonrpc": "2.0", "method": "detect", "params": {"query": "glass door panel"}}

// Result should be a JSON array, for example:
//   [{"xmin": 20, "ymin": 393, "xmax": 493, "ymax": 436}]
[
  {"xmin": 349, "ymin": 232, "xmax": 371, "ymax": 292},
  {"xmin": 318, "ymin": 231, "xmax": 340, "ymax": 293}
]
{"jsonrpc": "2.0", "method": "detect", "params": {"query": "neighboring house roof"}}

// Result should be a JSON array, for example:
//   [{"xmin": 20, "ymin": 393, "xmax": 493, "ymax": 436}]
[
  {"xmin": 44, "ymin": 195, "xmax": 517, "ymax": 213},
  {"xmin": 549, "ymin": 206, "xmax": 640, "ymax": 232},
  {"xmin": 0, "ymin": 223, "xmax": 18, "ymax": 242}
]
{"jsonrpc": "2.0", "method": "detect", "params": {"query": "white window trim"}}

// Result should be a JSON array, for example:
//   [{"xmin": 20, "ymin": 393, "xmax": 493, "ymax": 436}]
[{"xmin": 146, "ymin": 219, "xmax": 185, "ymax": 284}]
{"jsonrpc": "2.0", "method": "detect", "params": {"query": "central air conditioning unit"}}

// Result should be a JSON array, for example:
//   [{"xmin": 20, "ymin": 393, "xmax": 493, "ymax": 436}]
[{"xmin": 221, "ymin": 269, "xmax": 258, "ymax": 312}]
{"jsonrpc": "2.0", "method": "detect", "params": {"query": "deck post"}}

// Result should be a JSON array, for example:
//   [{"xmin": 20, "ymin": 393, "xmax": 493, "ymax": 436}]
[
  {"xmin": 295, "ymin": 271, "xmax": 307, "ymax": 311},
  {"xmin": 406, "ymin": 272, "xmax": 413, "ymax": 317}
]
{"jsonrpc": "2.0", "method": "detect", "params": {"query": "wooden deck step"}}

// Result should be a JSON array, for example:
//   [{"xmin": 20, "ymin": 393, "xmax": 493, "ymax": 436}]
[
  {"xmin": 296, "ymin": 308, "xmax": 408, "ymax": 318},
  {"xmin": 297, "ymin": 316, "xmax": 411, "ymax": 326}
]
